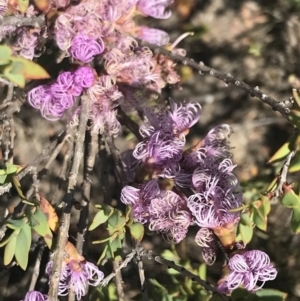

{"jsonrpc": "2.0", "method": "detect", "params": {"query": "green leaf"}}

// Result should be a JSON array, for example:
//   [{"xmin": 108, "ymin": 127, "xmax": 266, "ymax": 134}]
[
  {"xmin": 107, "ymin": 210, "xmax": 126, "ymax": 234},
  {"xmin": 231, "ymin": 288, "xmax": 259, "ymax": 301},
  {"xmin": 4, "ymin": 231, "xmax": 18, "ymax": 265},
  {"xmin": 12, "ymin": 176, "xmax": 27, "ymax": 200},
  {"xmin": 97, "ymin": 244, "xmax": 108, "ymax": 265},
  {"xmin": 9, "ymin": 56, "xmax": 50, "ymax": 80},
  {"xmin": 198, "ymin": 263, "xmax": 206, "ymax": 281},
  {"xmin": 17, "ymin": 0, "xmax": 29, "ymax": 13},
  {"xmin": 289, "ymin": 152, "xmax": 300, "ymax": 173},
  {"xmin": 0, "ymin": 46, "xmax": 11, "ymax": 60},
  {"xmin": 255, "ymin": 288, "xmax": 287, "ymax": 301},
  {"xmin": 89, "ymin": 210, "xmax": 110, "ymax": 231},
  {"xmin": 237, "ymin": 222, "xmax": 253, "ymax": 244},
  {"xmin": 15, "ymin": 223, "xmax": 31, "ymax": 270},
  {"xmin": 7, "ymin": 218, "xmax": 26, "ymax": 230},
  {"xmin": 5, "ymin": 163, "xmax": 18, "ymax": 174},
  {"xmin": 0, "ymin": 229, "xmax": 18, "ymax": 247},
  {"xmin": 291, "ymin": 207, "xmax": 300, "ymax": 233},
  {"xmin": 32, "ymin": 208, "xmax": 48, "ymax": 236},
  {"xmin": 281, "ymin": 191, "xmax": 300, "ymax": 208},
  {"xmin": 128, "ymin": 222, "xmax": 144, "ymax": 242},
  {"xmin": 3, "ymin": 68, "xmax": 26, "ymax": 87},
  {"xmin": 0, "ymin": 174, "xmax": 7, "ymax": 184},
  {"xmin": 268, "ymin": 142, "xmax": 291, "ymax": 163}
]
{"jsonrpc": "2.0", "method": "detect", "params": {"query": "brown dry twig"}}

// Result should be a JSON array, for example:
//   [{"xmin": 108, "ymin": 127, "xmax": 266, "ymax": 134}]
[
  {"xmin": 140, "ymin": 40, "xmax": 291, "ymax": 119},
  {"xmin": 48, "ymin": 96, "xmax": 91, "ymax": 301}
]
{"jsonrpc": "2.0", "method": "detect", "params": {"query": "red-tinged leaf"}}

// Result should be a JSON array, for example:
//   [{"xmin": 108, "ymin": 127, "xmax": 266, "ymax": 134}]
[
  {"xmin": 43, "ymin": 226, "xmax": 53, "ymax": 249},
  {"xmin": 4, "ymin": 230, "xmax": 19, "ymax": 265},
  {"xmin": 15, "ymin": 224, "xmax": 31, "ymax": 270},
  {"xmin": 9, "ymin": 56, "xmax": 50, "ymax": 80},
  {"xmin": 33, "ymin": 0, "xmax": 49, "ymax": 11},
  {"xmin": 17, "ymin": 0, "xmax": 29, "ymax": 13},
  {"xmin": 64, "ymin": 241, "xmax": 85, "ymax": 263},
  {"xmin": 39, "ymin": 195, "xmax": 58, "ymax": 232}
]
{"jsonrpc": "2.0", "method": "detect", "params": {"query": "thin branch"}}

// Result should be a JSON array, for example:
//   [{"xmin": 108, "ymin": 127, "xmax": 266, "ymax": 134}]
[
  {"xmin": 153, "ymin": 255, "xmax": 230, "ymax": 301},
  {"xmin": 29, "ymin": 243, "xmax": 45, "ymax": 291},
  {"xmin": 98, "ymin": 136, "xmax": 110, "ymax": 205},
  {"xmin": 100, "ymin": 250, "xmax": 137, "ymax": 287},
  {"xmin": 135, "ymin": 243, "xmax": 148, "ymax": 301},
  {"xmin": 0, "ymin": 15, "xmax": 45, "ymax": 28},
  {"xmin": 105, "ymin": 136, "xmax": 128, "ymax": 187},
  {"xmin": 140, "ymin": 40, "xmax": 291, "ymax": 119},
  {"xmin": 113, "ymin": 260, "xmax": 125, "ymax": 301},
  {"xmin": 269, "ymin": 150, "xmax": 296, "ymax": 203},
  {"xmin": 48, "ymin": 97, "xmax": 91, "ymax": 301},
  {"xmin": 117, "ymin": 107, "xmax": 142, "ymax": 141}
]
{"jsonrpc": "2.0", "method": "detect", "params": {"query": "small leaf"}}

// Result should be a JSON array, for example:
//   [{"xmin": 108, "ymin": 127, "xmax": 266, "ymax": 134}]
[
  {"xmin": 97, "ymin": 244, "xmax": 108, "ymax": 264},
  {"xmin": 7, "ymin": 218, "xmax": 26, "ymax": 230},
  {"xmin": 10, "ymin": 56, "xmax": 50, "ymax": 80},
  {"xmin": 3, "ymin": 69, "xmax": 26, "ymax": 87},
  {"xmin": 4, "ymin": 231, "xmax": 18, "ymax": 265},
  {"xmin": 237, "ymin": 222, "xmax": 253, "ymax": 244},
  {"xmin": 0, "ymin": 174, "xmax": 7, "ymax": 184},
  {"xmin": 268, "ymin": 143, "xmax": 290, "ymax": 164},
  {"xmin": 39, "ymin": 195, "xmax": 59, "ymax": 232},
  {"xmin": 43, "ymin": 226, "xmax": 53, "ymax": 249},
  {"xmin": 281, "ymin": 191, "xmax": 300, "ymax": 208},
  {"xmin": 5, "ymin": 163, "xmax": 18, "ymax": 174},
  {"xmin": 12, "ymin": 176, "xmax": 27, "ymax": 200},
  {"xmin": 128, "ymin": 222, "xmax": 144, "ymax": 242},
  {"xmin": 255, "ymin": 288, "xmax": 287, "ymax": 301},
  {"xmin": 291, "ymin": 207, "xmax": 300, "ymax": 234},
  {"xmin": 15, "ymin": 224, "xmax": 31, "ymax": 270},
  {"xmin": 0, "ymin": 230, "xmax": 17, "ymax": 247},
  {"xmin": 0, "ymin": 45, "xmax": 11, "ymax": 61},
  {"xmin": 198, "ymin": 263, "xmax": 206, "ymax": 281},
  {"xmin": 33, "ymin": 0, "xmax": 49, "ymax": 11},
  {"xmin": 32, "ymin": 208, "xmax": 48, "ymax": 236},
  {"xmin": 89, "ymin": 210, "xmax": 110, "ymax": 231},
  {"xmin": 17, "ymin": 0, "xmax": 29, "ymax": 13}
]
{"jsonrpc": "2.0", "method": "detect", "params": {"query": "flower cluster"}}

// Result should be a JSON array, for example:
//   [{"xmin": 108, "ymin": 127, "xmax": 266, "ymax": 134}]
[
  {"xmin": 218, "ymin": 250, "xmax": 277, "ymax": 293},
  {"xmin": 46, "ymin": 260, "xmax": 104, "ymax": 300},
  {"xmin": 21, "ymin": 291, "xmax": 48, "ymax": 301},
  {"xmin": 28, "ymin": 67, "xmax": 95, "ymax": 120}
]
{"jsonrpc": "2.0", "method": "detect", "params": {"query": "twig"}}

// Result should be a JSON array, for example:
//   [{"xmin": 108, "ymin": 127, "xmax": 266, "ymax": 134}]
[
  {"xmin": 136, "ymin": 243, "xmax": 148, "ymax": 301},
  {"xmin": 153, "ymin": 255, "xmax": 230, "ymax": 301},
  {"xmin": 98, "ymin": 136, "xmax": 110, "ymax": 205},
  {"xmin": 48, "ymin": 96, "xmax": 91, "ymax": 301},
  {"xmin": 100, "ymin": 250, "xmax": 137, "ymax": 287},
  {"xmin": 113, "ymin": 260, "xmax": 125, "ymax": 301},
  {"xmin": 117, "ymin": 107, "xmax": 142, "ymax": 141},
  {"xmin": 29, "ymin": 244, "xmax": 45, "ymax": 291},
  {"xmin": 67, "ymin": 132, "xmax": 97, "ymax": 301},
  {"xmin": 0, "ymin": 15, "xmax": 45, "ymax": 28},
  {"xmin": 140, "ymin": 40, "xmax": 291, "ymax": 119},
  {"xmin": 270, "ymin": 151, "xmax": 296, "ymax": 202},
  {"xmin": 105, "ymin": 136, "xmax": 128, "ymax": 187}
]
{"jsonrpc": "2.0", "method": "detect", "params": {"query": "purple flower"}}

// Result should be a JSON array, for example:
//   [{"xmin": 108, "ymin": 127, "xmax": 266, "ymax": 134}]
[
  {"xmin": 21, "ymin": 291, "xmax": 48, "ymax": 301},
  {"xmin": 137, "ymin": 26, "xmax": 170, "ymax": 46},
  {"xmin": 74, "ymin": 66, "xmax": 95, "ymax": 88},
  {"xmin": 28, "ymin": 84, "xmax": 74, "ymax": 121},
  {"xmin": 0, "ymin": 0, "xmax": 7, "ymax": 16},
  {"xmin": 218, "ymin": 250, "xmax": 277, "ymax": 292},
  {"xmin": 70, "ymin": 34, "xmax": 105, "ymax": 63},
  {"xmin": 52, "ymin": 71, "xmax": 82, "ymax": 97},
  {"xmin": 136, "ymin": 0, "xmax": 174, "ymax": 19},
  {"xmin": 46, "ymin": 260, "xmax": 104, "ymax": 300}
]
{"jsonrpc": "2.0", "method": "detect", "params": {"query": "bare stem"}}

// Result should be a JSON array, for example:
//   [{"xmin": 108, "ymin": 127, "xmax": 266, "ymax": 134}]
[
  {"xmin": 136, "ymin": 243, "xmax": 148, "ymax": 301},
  {"xmin": 48, "ymin": 96, "xmax": 91, "ymax": 301},
  {"xmin": 140, "ymin": 40, "xmax": 290, "ymax": 119},
  {"xmin": 113, "ymin": 260, "xmax": 125, "ymax": 301},
  {"xmin": 100, "ymin": 250, "xmax": 137, "ymax": 287},
  {"xmin": 29, "ymin": 244, "xmax": 45, "ymax": 291}
]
